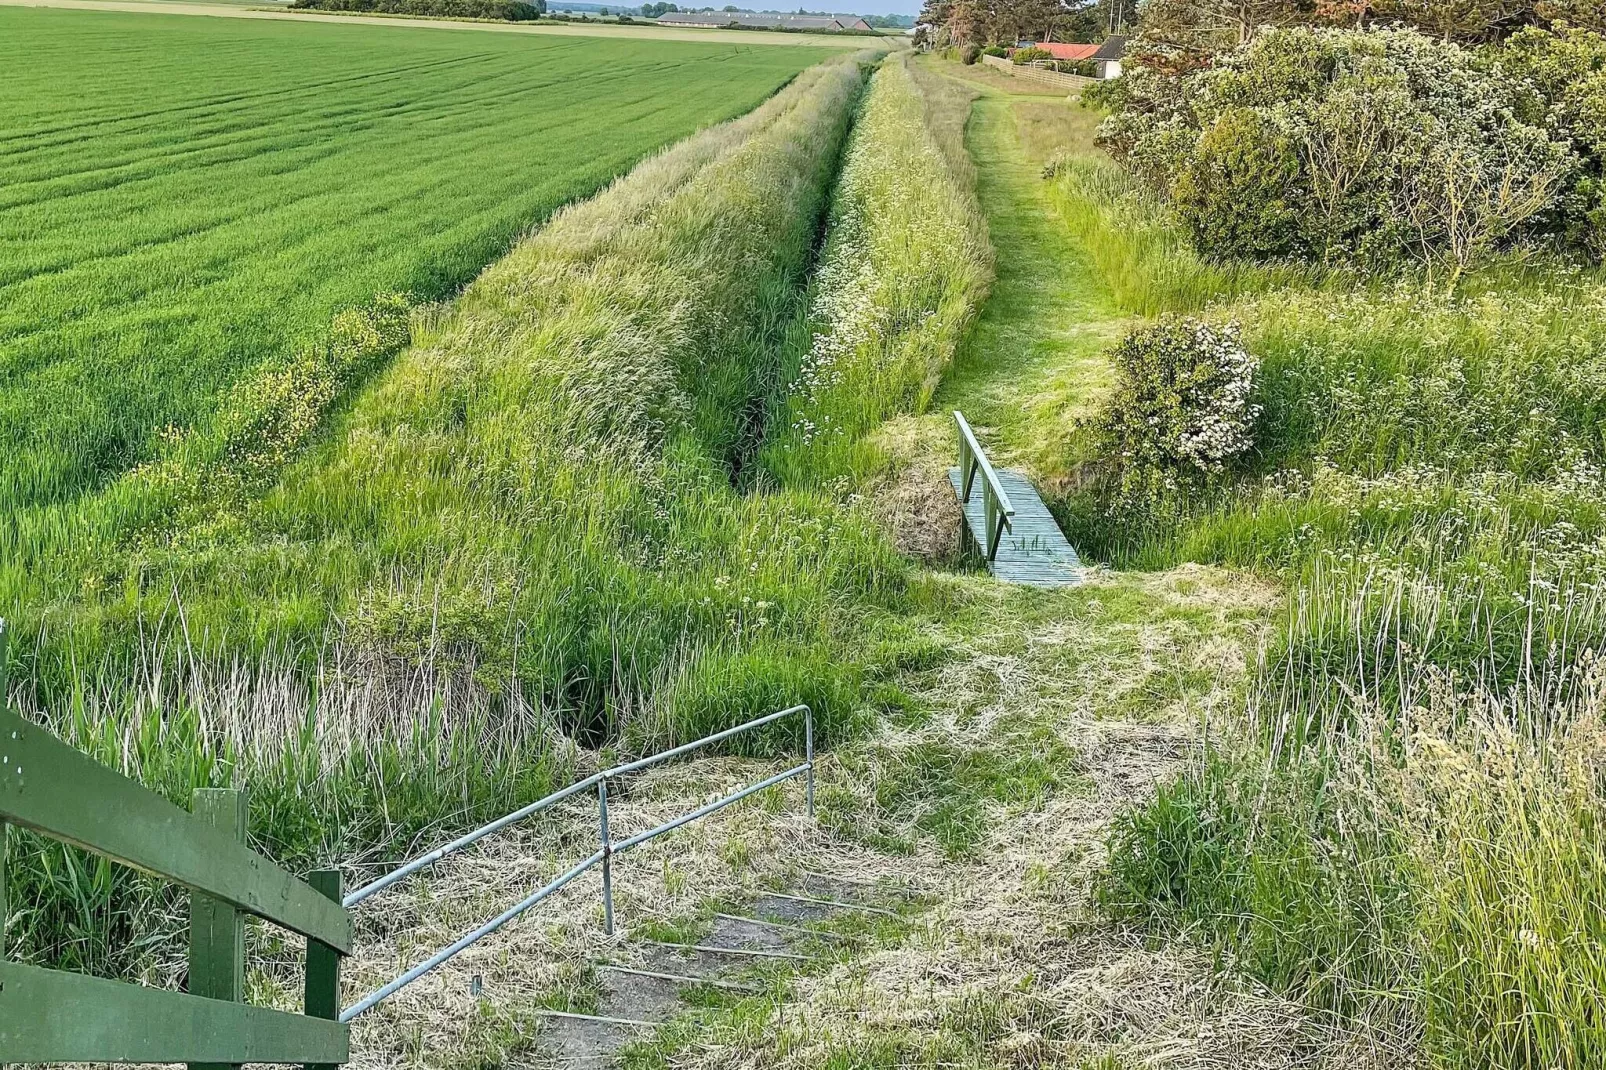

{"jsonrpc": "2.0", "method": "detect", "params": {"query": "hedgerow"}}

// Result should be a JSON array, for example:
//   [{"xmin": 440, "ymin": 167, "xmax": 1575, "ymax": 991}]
[
  {"xmin": 290, "ymin": 0, "xmax": 545, "ymax": 20},
  {"xmin": 1093, "ymin": 26, "xmax": 1585, "ymax": 276}
]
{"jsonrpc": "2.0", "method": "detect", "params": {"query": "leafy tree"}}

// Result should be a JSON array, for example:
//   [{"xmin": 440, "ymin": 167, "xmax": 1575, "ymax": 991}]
[
  {"xmin": 1368, "ymin": 0, "xmax": 1528, "ymax": 40},
  {"xmin": 1137, "ymin": 0, "xmax": 1315, "ymax": 49}
]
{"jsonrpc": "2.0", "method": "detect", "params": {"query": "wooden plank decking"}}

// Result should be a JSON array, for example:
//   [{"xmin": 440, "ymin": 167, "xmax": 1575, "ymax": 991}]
[{"xmin": 948, "ymin": 466, "xmax": 1083, "ymax": 587}]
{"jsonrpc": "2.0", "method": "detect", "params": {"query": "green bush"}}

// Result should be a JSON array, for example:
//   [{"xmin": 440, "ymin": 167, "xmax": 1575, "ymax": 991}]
[
  {"xmin": 1011, "ymin": 46, "xmax": 1051, "ymax": 64},
  {"xmin": 1493, "ymin": 25, "xmax": 1606, "ymax": 257},
  {"xmin": 1091, "ymin": 318, "xmax": 1259, "ymax": 516},
  {"xmin": 982, "ymin": 44, "xmax": 1006, "ymax": 57},
  {"xmin": 1097, "ymin": 27, "xmax": 1576, "ymax": 271},
  {"xmin": 1172, "ymin": 108, "xmax": 1306, "ymax": 259},
  {"xmin": 960, "ymin": 43, "xmax": 981, "ymax": 64},
  {"xmin": 290, "ymin": 0, "xmax": 545, "ymax": 19}
]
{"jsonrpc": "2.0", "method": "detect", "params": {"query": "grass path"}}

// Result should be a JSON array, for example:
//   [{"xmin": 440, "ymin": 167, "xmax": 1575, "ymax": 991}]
[{"xmin": 929, "ymin": 76, "xmax": 1128, "ymax": 482}]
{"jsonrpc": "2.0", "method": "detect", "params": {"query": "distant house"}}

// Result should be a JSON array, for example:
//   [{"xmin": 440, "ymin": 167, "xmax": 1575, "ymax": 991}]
[
  {"xmin": 656, "ymin": 10, "xmax": 873, "ymax": 30},
  {"xmin": 1091, "ymin": 35, "xmax": 1127, "ymax": 79},
  {"xmin": 1029, "ymin": 41, "xmax": 1100, "ymax": 62},
  {"xmin": 1012, "ymin": 35, "xmax": 1126, "ymax": 79}
]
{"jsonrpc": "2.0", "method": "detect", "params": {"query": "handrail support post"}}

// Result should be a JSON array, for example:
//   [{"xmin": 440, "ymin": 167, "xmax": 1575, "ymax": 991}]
[
  {"xmin": 598, "ymin": 780, "xmax": 614, "ymax": 936},
  {"xmin": 805, "ymin": 707, "xmax": 815, "ymax": 818}
]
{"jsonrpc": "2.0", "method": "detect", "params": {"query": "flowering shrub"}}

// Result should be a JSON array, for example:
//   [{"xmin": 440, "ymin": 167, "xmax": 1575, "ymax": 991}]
[{"xmin": 1095, "ymin": 318, "xmax": 1260, "ymax": 508}]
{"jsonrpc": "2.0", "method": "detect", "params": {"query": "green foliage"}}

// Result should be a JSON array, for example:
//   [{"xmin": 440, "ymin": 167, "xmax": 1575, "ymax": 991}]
[
  {"xmin": 289, "ymin": 0, "xmax": 545, "ymax": 17},
  {"xmin": 1493, "ymin": 25, "xmax": 1606, "ymax": 256},
  {"xmin": 1171, "ymin": 109, "xmax": 1305, "ymax": 259},
  {"xmin": 960, "ymin": 42, "xmax": 981, "ymax": 64},
  {"xmin": 1011, "ymin": 46, "xmax": 1052, "ymax": 64},
  {"xmin": 1097, "ymin": 26, "xmax": 1577, "ymax": 272},
  {"xmin": 1089, "ymin": 318, "xmax": 1259, "ymax": 528}
]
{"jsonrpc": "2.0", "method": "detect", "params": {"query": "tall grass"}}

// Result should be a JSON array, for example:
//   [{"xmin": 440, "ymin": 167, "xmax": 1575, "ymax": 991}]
[
  {"xmin": 762, "ymin": 54, "xmax": 992, "ymax": 487},
  {"xmin": 1043, "ymin": 152, "xmax": 1318, "ymax": 317},
  {"xmin": 1056, "ymin": 96, "xmax": 1606, "ymax": 1065}
]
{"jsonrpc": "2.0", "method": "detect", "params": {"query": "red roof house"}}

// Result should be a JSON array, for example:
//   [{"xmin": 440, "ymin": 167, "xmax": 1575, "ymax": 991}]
[{"xmin": 1030, "ymin": 42, "xmax": 1100, "ymax": 60}]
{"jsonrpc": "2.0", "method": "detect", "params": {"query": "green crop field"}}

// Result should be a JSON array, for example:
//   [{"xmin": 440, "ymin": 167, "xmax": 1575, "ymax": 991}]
[{"xmin": 0, "ymin": 6, "xmax": 826, "ymax": 512}]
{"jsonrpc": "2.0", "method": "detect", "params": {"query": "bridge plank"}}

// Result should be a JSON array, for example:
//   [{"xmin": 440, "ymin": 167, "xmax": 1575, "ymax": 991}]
[{"xmin": 948, "ymin": 467, "xmax": 1082, "ymax": 587}]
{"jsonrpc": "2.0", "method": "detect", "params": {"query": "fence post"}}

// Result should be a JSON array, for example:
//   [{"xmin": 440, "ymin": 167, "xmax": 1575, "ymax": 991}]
[
  {"xmin": 597, "ymin": 780, "xmax": 614, "ymax": 936},
  {"xmin": 189, "ymin": 787, "xmax": 247, "ymax": 1070},
  {"xmin": 304, "ymin": 868, "xmax": 343, "ymax": 1070}
]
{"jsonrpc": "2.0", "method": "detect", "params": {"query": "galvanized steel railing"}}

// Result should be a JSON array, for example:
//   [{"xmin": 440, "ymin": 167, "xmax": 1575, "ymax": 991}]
[
  {"xmin": 340, "ymin": 704, "xmax": 814, "ymax": 1023},
  {"xmin": 954, "ymin": 410, "xmax": 1015, "ymax": 561}
]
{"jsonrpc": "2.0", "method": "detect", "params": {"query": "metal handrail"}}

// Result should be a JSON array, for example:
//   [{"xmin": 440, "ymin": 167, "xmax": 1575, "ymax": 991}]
[
  {"xmin": 954, "ymin": 411, "xmax": 1014, "ymax": 561},
  {"xmin": 340, "ymin": 704, "xmax": 814, "ymax": 1021}
]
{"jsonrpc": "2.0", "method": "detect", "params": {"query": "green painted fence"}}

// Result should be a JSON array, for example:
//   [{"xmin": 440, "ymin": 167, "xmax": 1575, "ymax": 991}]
[{"xmin": 0, "ymin": 620, "xmax": 352, "ymax": 1067}]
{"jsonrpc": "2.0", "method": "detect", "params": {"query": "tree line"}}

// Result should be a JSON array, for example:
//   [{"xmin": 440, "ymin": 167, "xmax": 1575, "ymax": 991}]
[{"xmin": 919, "ymin": 0, "xmax": 1603, "ymax": 51}]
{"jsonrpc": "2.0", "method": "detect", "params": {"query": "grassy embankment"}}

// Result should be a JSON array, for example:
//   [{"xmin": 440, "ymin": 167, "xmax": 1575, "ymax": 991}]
[
  {"xmin": 4, "ymin": 48, "xmax": 891, "ymax": 979},
  {"xmin": 1042, "ymin": 72, "xmax": 1606, "ymax": 1067}
]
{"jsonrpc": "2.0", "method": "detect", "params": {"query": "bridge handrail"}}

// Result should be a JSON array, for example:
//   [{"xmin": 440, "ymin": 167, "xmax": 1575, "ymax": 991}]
[
  {"xmin": 954, "ymin": 410, "xmax": 1015, "ymax": 561},
  {"xmin": 339, "ymin": 703, "xmax": 815, "ymax": 1022}
]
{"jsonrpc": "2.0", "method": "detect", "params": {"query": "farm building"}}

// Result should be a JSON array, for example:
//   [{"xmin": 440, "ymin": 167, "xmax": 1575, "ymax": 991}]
[
  {"xmin": 1090, "ymin": 35, "xmax": 1126, "ymax": 78},
  {"xmin": 654, "ymin": 10, "xmax": 873, "ymax": 30}
]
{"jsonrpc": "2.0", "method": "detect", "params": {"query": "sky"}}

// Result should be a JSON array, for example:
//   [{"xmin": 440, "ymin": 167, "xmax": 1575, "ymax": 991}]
[{"xmin": 849, "ymin": 0, "xmax": 921, "ymax": 14}]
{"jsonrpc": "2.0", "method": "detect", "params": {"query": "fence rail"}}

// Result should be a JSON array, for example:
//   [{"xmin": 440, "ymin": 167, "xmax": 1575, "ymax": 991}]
[
  {"xmin": 340, "ymin": 703, "xmax": 815, "ymax": 1023},
  {"xmin": 954, "ymin": 410, "xmax": 1015, "ymax": 561},
  {"xmin": 0, "ymin": 618, "xmax": 352, "ymax": 1067},
  {"xmin": 979, "ymin": 52, "xmax": 1095, "ymax": 92}
]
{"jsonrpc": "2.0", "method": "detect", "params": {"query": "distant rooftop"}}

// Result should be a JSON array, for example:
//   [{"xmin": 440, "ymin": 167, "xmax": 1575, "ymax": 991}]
[{"xmin": 654, "ymin": 10, "xmax": 873, "ymax": 30}]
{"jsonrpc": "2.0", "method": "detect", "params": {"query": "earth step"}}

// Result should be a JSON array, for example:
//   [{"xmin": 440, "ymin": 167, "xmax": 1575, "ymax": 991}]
[{"xmin": 540, "ymin": 887, "xmax": 896, "ymax": 1066}]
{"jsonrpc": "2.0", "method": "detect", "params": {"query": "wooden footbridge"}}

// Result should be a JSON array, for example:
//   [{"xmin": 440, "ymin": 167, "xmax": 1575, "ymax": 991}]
[{"xmin": 948, "ymin": 411, "xmax": 1083, "ymax": 587}]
